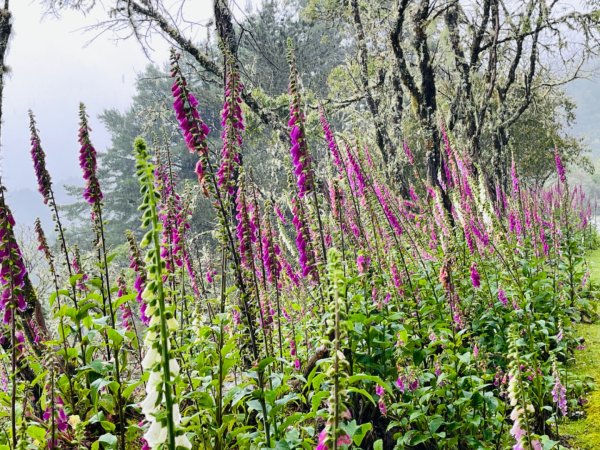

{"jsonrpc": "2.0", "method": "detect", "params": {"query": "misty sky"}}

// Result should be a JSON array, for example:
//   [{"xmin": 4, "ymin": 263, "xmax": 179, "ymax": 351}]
[{"xmin": 1, "ymin": 0, "xmax": 215, "ymax": 193}]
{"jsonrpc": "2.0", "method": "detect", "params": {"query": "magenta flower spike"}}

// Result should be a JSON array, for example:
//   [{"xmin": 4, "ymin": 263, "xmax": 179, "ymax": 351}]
[
  {"xmin": 0, "ymin": 196, "xmax": 28, "ymax": 324},
  {"xmin": 261, "ymin": 212, "xmax": 281, "ymax": 285},
  {"xmin": 28, "ymin": 112, "xmax": 53, "ymax": 205},
  {"xmin": 403, "ymin": 140, "xmax": 415, "ymax": 166},
  {"xmin": 470, "ymin": 263, "xmax": 481, "ymax": 288},
  {"xmin": 291, "ymin": 196, "xmax": 317, "ymax": 280},
  {"xmin": 217, "ymin": 62, "xmax": 244, "ymax": 196},
  {"xmin": 78, "ymin": 103, "xmax": 103, "ymax": 205},
  {"xmin": 170, "ymin": 50, "xmax": 211, "ymax": 190},
  {"xmin": 235, "ymin": 182, "xmax": 255, "ymax": 271},
  {"xmin": 554, "ymin": 146, "xmax": 567, "ymax": 184},
  {"xmin": 287, "ymin": 45, "xmax": 314, "ymax": 199},
  {"xmin": 511, "ymin": 158, "xmax": 519, "ymax": 195},
  {"xmin": 319, "ymin": 106, "xmax": 343, "ymax": 173}
]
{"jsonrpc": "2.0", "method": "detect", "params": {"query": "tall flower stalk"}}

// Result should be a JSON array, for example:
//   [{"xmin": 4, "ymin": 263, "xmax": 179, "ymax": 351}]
[
  {"xmin": 135, "ymin": 137, "xmax": 191, "ymax": 450},
  {"xmin": 0, "ymin": 189, "xmax": 26, "ymax": 448},
  {"xmin": 29, "ymin": 111, "xmax": 85, "ymax": 360},
  {"xmin": 78, "ymin": 103, "xmax": 125, "ymax": 449}
]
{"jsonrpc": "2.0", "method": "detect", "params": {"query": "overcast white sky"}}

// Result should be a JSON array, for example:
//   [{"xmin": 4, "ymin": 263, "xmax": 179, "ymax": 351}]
[{"xmin": 0, "ymin": 0, "xmax": 216, "ymax": 193}]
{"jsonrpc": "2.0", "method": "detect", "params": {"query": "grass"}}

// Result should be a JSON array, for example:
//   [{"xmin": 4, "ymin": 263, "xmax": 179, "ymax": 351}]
[{"xmin": 561, "ymin": 248, "xmax": 600, "ymax": 449}]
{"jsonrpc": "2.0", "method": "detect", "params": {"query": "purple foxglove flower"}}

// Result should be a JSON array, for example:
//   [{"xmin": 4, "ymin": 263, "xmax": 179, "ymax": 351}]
[
  {"xmin": 217, "ymin": 66, "xmax": 244, "ymax": 195},
  {"xmin": 28, "ymin": 112, "xmax": 53, "ymax": 205},
  {"xmin": 319, "ymin": 106, "xmax": 343, "ymax": 172},
  {"xmin": 0, "ymin": 198, "xmax": 29, "ymax": 324},
  {"xmin": 126, "ymin": 232, "xmax": 149, "ymax": 325},
  {"xmin": 170, "ymin": 51, "xmax": 211, "ymax": 189},
  {"xmin": 316, "ymin": 428, "xmax": 328, "ymax": 450},
  {"xmin": 511, "ymin": 158, "xmax": 519, "ymax": 194},
  {"xmin": 78, "ymin": 104, "xmax": 103, "ymax": 205},
  {"xmin": 403, "ymin": 140, "xmax": 414, "ymax": 165},
  {"xmin": 552, "ymin": 366, "xmax": 568, "ymax": 416},
  {"xmin": 235, "ymin": 184, "xmax": 256, "ymax": 271},
  {"xmin": 262, "ymin": 214, "xmax": 281, "ymax": 285},
  {"xmin": 291, "ymin": 197, "xmax": 317, "ymax": 280},
  {"xmin": 498, "ymin": 289, "xmax": 508, "ymax": 307},
  {"xmin": 554, "ymin": 146, "xmax": 566, "ymax": 184},
  {"xmin": 357, "ymin": 254, "xmax": 370, "ymax": 274},
  {"xmin": 470, "ymin": 263, "xmax": 481, "ymax": 288},
  {"xmin": 288, "ymin": 53, "xmax": 315, "ymax": 198}
]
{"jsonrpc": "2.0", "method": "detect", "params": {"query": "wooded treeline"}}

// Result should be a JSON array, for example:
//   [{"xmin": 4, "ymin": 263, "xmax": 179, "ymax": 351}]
[{"xmin": 44, "ymin": 0, "xmax": 600, "ymax": 241}]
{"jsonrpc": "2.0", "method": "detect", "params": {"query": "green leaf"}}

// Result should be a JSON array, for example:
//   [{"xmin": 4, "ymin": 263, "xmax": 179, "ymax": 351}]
[
  {"xmin": 347, "ymin": 387, "xmax": 375, "ymax": 405},
  {"xmin": 107, "ymin": 328, "xmax": 124, "ymax": 345},
  {"xmin": 429, "ymin": 416, "xmax": 444, "ymax": 433},
  {"xmin": 26, "ymin": 425, "xmax": 46, "ymax": 441},
  {"xmin": 98, "ymin": 433, "xmax": 118, "ymax": 449}
]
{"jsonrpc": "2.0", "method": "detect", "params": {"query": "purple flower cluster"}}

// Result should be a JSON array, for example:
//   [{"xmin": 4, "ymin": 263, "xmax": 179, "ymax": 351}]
[
  {"xmin": 34, "ymin": 218, "xmax": 55, "ymax": 272},
  {"xmin": 498, "ymin": 289, "xmax": 508, "ymax": 307},
  {"xmin": 0, "ymin": 199, "xmax": 28, "ymax": 324},
  {"xmin": 117, "ymin": 275, "xmax": 133, "ymax": 332},
  {"xmin": 470, "ymin": 263, "xmax": 481, "ymax": 288},
  {"xmin": 403, "ymin": 140, "xmax": 414, "ymax": 166},
  {"xmin": 156, "ymin": 165, "xmax": 189, "ymax": 274},
  {"xmin": 319, "ymin": 106, "xmax": 343, "ymax": 172},
  {"xmin": 235, "ymin": 185, "xmax": 257, "ymax": 271},
  {"xmin": 126, "ymin": 231, "xmax": 149, "ymax": 325},
  {"xmin": 291, "ymin": 197, "xmax": 317, "ymax": 279},
  {"xmin": 373, "ymin": 182, "xmax": 402, "ymax": 237},
  {"xmin": 217, "ymin": 66, "xmax": 244, "ymax": 195},
  {"xmin": 43, "ymin": 395, "xmax": 69, "ymax": 448},
  {"xmin": 29, "ymin": 112, "xmax": 53, "ymax": 205},
  {"xmin": 357, "ymin": 254, "xmax": 370, "ymax": 274},
  {"xmin": 288, "ymin": 60, "xmax": 314, "ymax": 198},
  {"xmin": 78, "ymin": 103, "xmax": 103, "ymax": 205},
  {"xmin": 511, "ymin": 158, "xmax": 519, "ymax": 195},
  {"xmin": 261, "ymin": 214, "xmax": 281, "ymax": 285},
  {"xmin": 552, "ymin": 368, "xmax": 567, "ymax": 416},
  {"xmin": 554, "ymin": 146, "xmax": 566, "ymax": 184},
  {"xmin": 170, "ymin": 51, "xmax": 211, "ymax": 187}
]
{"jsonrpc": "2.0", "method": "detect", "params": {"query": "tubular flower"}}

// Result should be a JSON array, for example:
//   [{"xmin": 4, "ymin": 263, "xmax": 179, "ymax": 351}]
[
  {"xmin": 373, "ymin": 182, "xmax": 402, "ymax": 237},
  {"xmin": 498, "ymin": 289, "xmax": 508, "ymax": 307},
  {"xmin": 216, "ymin": 62, "xmax": 244, "ymax": 196},
  {"xmin": 291, "ymin": 196, "xmax": 317, "ymax": 280},
  {"xmin": 0, "ymin": 196, "xmax": 28, "ymax": 324},
  {"xmin": 403, "ymin": 140, "xmax": 415, "ymax": 166},
  {"xmin": 319, "ymin": 105, "xmax": 343, "ymax": 172},
  {"xmin": 357, "ymin": 254, "xmax": 370, "ymax": 275},
  {"xmin": 34, "ymin": 218, "xmax": 55, "ymax": 275},
  {"xmin": 78, "ymin": 103, "xmax": 103, "ymax": 205},
  {"xmin": 155, "ymin": 165, "xmax": 188, "ymax": 274},
  {"xmin": 346, "ymin": 144, "xmax": 367, "ymax": 196},
  {"xmin": 470, "ymin": 263, "xmax": 481, "ymax": 288},
  {"xmin": 126, "ymin": 231, "xmax": 149, "ymax": 325},
  {"xmin": 72, "ymin": 247, "xmax": 88, "ymax": 292},
  {"xmin": 116, "ymin": 274, "xmax": 133, "ymax": 332},
  {"xmin": 170, "ymin": 50, "xmax": 211, "ymax": 191},
  {"xmin": 551, "ymin": 361, "xmax": 567, "ymax": 416},
  {"xmin": 510, "ymin": 158, "xmax": 520, "ymax": 195},
  {"xmin": 235, "ymin": 182, "xmax": 256, "ymax": 271},
  {"xmin": 554, "ymin": 146, "xmax": 566, "ymax": 184},
  {"xmin": 29, "ymin": 112, "xmax": 53, "ymax": 204},
  {"xmin": 287, "ymin": 43, "xmax": 314, "ymax": 198},
  {"xmin": 261, "ymin": 211, "xmax": 281, "ymax": 285}
]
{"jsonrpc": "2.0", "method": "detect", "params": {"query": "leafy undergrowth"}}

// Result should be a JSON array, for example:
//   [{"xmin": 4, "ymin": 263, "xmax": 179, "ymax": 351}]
[{"xmin": 562, "ymin": 248, "xmax": 600, "ymax": 449}]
